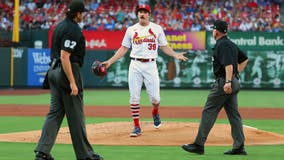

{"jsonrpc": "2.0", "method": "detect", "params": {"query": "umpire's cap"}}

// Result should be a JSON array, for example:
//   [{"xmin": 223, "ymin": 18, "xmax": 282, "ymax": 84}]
[
  {"xmin": 136, "ymin": 4, "xmax": 151, "ymax": 14},
  {"xmin": 211, "ymin": 20, "xmax": 228, "ymax": 33},
  {"xmin": 68, "ymin": 0, "xmax": 88, "ymax": 13}
]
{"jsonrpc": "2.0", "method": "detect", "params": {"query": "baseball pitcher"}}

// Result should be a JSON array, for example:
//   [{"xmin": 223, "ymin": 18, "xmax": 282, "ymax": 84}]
[{"xmin": 103, "ymin": 4, "xmax": 188, "ymax": 137}]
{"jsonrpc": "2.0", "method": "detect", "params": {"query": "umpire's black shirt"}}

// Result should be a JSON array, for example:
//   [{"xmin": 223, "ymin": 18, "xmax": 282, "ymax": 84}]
[
  {"xmin": 51, "ymin": 17, "xmax": 86, "ymax": 67},
  {"xmin": 212, "ymin": 36, "xmax": 248, "ymax": 79}
]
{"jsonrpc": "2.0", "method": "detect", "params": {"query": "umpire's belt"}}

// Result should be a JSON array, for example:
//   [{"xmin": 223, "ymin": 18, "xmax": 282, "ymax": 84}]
[{"xmin": 130, "ymin": 57, "xmax": 155, "ymax": 62}]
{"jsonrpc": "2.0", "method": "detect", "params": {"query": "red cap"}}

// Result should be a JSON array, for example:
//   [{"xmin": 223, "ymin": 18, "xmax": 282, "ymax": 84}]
[{"xmin": 136, "ymin": 4, "xmax": 151, "ymax": 14}]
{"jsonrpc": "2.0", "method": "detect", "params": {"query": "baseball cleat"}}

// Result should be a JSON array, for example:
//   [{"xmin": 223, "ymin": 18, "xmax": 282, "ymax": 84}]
[
  {"xmin": 130, "ymin": 126, "xmax": 142, "ymax": 137},
  {"xmin": 153, "ymin": 114, "xmax": 161, "ymax": 128}
]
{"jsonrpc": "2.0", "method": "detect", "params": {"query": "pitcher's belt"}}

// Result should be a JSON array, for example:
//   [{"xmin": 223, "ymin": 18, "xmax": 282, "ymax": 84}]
[{"xmin": 130, "ymin": 57, "xmax": 155, "ymax": 62}]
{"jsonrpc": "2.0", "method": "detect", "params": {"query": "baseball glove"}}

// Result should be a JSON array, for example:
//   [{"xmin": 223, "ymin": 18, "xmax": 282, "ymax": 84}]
[{"xmin": 92, "ymin": 60, "xmax": 107, "ymax": 77}]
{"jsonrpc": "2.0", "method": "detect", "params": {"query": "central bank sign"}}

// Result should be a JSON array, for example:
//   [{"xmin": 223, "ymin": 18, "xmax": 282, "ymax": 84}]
[{"xmin": 206, "ymin": 32, "xmax": 284, "ymax": 51}]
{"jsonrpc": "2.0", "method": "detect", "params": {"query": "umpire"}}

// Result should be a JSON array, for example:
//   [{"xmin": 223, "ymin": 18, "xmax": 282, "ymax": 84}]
[
  {"xmin": 181, "ymin": 20, "xmax": 248, "ymax": 155},
  {"xmin": 34, "ymin": 1, "xmax": 103, "ymax": 160}
]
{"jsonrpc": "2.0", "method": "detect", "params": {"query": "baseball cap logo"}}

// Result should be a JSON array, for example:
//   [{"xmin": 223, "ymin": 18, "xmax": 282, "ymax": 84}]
[{"xmin": 136, "ymin": 4, "xmax": 151, "ymax": 14}]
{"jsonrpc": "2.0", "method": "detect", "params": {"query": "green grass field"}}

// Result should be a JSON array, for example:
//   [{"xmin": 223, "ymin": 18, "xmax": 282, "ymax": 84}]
[
  {"xmin": 0, "ymin": 89, "xmax": 283, "ymax": 107},
  {"xmin": 0, "ymin": 89, "xmax": 283, "ymax": 160}
]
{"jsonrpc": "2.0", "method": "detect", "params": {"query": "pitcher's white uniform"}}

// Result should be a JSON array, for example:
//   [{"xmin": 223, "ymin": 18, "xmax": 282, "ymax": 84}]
[
  {"xmin": 103, "ymin": 4, "xmax": 187, "ymax": 137},
  {"xmin": 121, "ymin": 22, "xmax": 168, "ymax": 104}
]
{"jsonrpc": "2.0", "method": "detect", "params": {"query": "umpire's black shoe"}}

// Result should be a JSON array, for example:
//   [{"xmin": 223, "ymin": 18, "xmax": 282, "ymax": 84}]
[
  {"xmin": 181, "ymin": 143, "xmax": 204, "ymax": 155},
  {"xmin": 34, "ymin": 151, "xmax": 54, "ymax": 160},
  {"xmin": 91, "ymin": 154, "xmax": 104, "ymax": 160},
  {"xmin": 78, "ymin": 154, "xmax": 104, "ymax": 160},
  {"xmin": 224, "ymin": 147, "xmax": 247, "ymax": 155}
]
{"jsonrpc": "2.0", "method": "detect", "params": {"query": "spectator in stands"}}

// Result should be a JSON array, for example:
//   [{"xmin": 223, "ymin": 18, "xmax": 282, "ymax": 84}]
[
  {"xmin": 0, "ymin": 12, "xmax": 12, "ymax": 31},
  {"xmin": 191, "ymin": 19, "xmax": 202, "ymax": 31},
  {"xmin": 116, "ymin": 6, "xmax": 126, "ymax": 24}
]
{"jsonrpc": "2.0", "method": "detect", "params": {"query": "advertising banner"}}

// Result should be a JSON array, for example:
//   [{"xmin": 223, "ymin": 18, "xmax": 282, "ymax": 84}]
[
  {"xmin": 83, "ymin": 31, "xmax": 125, "ymax": 50},
  {"xmin": 165, "ymin": 31, "xmax": 206, "ymax": 50},
  {"xmin": 104, "ymin": 53, "xmax": 130, "ymax": 87},
  {"xmin": 206, "ymin": 31, "xmax": 284, "ymax": 50},
  {"xmin": 157, "ymin": 50, "xmax": 213, "ymax": 88},
  {"xmin": 242, "ymin": 50, "xmax": 284, "ymax": 88},
  {"xmin": 27, "ymin": 48, "xmax": 50, "ymax": 86},
  {"xmin": 99, "ymin": 50, "xmax": 284, "ymax": 89},
  {"xmin": 101, "ymin": 50, "xmax": 213, "ymax": 88},
  {"xmin": 60, "ymin": 30, "xmax": 206, "ymax": 51}
]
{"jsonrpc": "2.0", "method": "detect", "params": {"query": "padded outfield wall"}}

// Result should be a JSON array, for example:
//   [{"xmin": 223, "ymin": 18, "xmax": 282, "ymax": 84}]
[{"xmin": 0, "ymin": 31, "xmax": 283, "ymax": 89}]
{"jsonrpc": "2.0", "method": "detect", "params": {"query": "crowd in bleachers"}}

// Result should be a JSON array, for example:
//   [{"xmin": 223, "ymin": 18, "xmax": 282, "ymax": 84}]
[{"xmin": 0, "ymin": 0, "xmax": 283, "ymax": 32}]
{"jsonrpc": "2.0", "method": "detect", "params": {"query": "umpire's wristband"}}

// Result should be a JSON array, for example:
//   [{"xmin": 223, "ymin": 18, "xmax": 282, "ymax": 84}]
[{"xmin": 225, "ymin": 80, "xmax": 232, "ymax": 83}]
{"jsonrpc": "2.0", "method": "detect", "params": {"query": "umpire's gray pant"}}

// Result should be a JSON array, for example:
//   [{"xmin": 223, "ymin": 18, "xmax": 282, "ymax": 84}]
[
  {"xmin": 35, "ymin": 64, "xmax": 95, "ymax": 159},
  {"xmin": 194, "ymin": 77, "xmax": 245, "ymax": 149}
]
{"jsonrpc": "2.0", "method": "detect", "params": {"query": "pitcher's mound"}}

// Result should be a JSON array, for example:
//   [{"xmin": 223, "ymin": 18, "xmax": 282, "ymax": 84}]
[{"xmin": 1, "ymin": 122, "xmax": 284, "ymax": 146}]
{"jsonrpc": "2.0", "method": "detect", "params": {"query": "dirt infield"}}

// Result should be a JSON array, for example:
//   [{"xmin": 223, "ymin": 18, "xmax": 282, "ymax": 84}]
[
  {"xmin": 1, "ymin": 89, "xmax": 284, "ymax": 146},
  {"xmin": 1, "ymin": 105, "xmax": 284, "ymax": 119},
  {"xmin": 1, "ymin": 88, "xmax": 284, "ymax": 119},
  {"xmin": 1, "ymin": 121, "xmax": 284, "ymax": 146}
]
